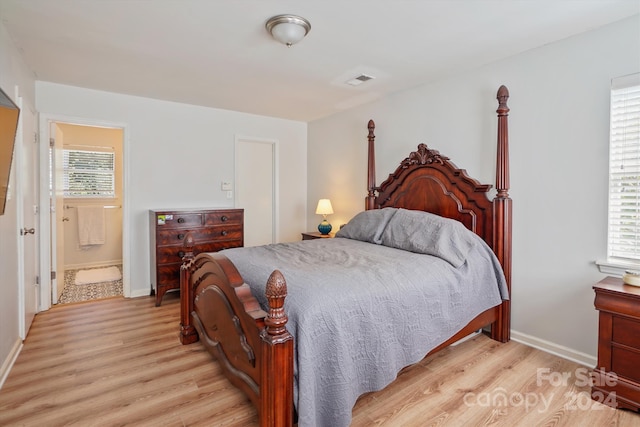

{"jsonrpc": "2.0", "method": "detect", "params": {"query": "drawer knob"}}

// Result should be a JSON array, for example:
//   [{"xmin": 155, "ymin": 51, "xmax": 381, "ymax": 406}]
[
  {"xmin": 178, "ymin": 251, "xmax": 185, "ymax": 258},
  {"xmin": 221, "ymin": 215, "xmax": 228, "ymax": 222},
  {"xmin": 221, "ymin": 230, "xmax": 228, "ymax": 236},
  {"xmin": 177, "ymin": 217, "xmax": 185, "ymax": 223},
  {"xmin": 177, "ymin": 233, "xmax": 185, "ymax": 240}
]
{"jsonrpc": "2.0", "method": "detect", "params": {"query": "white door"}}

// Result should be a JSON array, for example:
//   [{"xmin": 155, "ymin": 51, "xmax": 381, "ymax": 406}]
[
  {"xmin": 17, "ymin": 98, "xmax": 38, "ymax": 339},
  {"xmin": 50, "ymin": 123, "xmax": 65, "ymax": 303},
  {"xmin": 235, "ymin": 138, "xmax": 276, "ymax": 247}
]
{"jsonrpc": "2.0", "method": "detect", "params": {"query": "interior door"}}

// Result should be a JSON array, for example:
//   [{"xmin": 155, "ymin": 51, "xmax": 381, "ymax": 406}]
[
  {"xmin": 18, "ymin": 98, "xmax": 38, "ymax": 339},
  {"xmin": 51, "ymin": 123, "xmax": 65, "ymax": 302}
]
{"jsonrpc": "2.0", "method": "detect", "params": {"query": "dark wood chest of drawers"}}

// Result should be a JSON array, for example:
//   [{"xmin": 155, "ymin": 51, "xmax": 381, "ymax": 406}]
[
  {"xmin": 150, "ymin": 208, "xmax": 243, "ymax": 306},
  {"xmin": 592, "ymin": 277, "xmax": 640, "ymax": 411}
]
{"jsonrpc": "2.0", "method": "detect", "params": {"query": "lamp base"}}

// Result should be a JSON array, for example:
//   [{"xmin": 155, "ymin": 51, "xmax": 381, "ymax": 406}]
[{"xmin": 318, "ymin": 219, "xmax": 332, "ymax": 235}]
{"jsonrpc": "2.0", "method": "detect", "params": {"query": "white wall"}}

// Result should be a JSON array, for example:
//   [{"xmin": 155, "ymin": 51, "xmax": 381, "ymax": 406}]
[
  {"xmin": 36, "ymin": 83, "xmax": 307, "ymax": 298},
  {"xmin": 308, "ymin": 15, "xmax": 640, "ymax": 363},
  {"xmin": 0, "ymin": 22, "xmax": 36, "ymax": 384}
]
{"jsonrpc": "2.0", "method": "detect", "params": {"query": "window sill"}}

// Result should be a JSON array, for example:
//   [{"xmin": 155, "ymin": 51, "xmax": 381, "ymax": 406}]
[{"xmin": 595, "ymin": 259, "xmax": 640, "ymax": 277}]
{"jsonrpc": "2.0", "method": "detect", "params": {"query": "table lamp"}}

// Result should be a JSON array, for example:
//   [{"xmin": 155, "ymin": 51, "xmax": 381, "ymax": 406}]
[{"xmin": 315, "ymin": 199, "xmax": 334, "ymax": 235}]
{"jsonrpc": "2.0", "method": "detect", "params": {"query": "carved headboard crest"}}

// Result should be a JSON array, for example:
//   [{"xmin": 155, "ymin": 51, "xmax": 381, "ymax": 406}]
[{"xmin": 402, "ymin": 143, "xmax": 448, "ymax": 167}]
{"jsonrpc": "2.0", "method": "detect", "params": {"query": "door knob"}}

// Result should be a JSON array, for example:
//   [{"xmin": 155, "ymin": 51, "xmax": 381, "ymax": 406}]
[
  {"xmin": 62, "ymin": 217, "xmax": 70, "ymax": 222},
  {"xmin": 20, "ymin": 227, "xmax": 35, "ymax": 235}
]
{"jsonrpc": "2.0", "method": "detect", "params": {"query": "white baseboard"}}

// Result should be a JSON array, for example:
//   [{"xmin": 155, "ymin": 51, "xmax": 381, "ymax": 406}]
[
  {"xmin": 129, "ymin": 288, "xmax": 152, "ymax": 298},
  {"xmin": 511, "ymin": 330, "xmax": 597, "ymax": 368},
  {"xmin": 0, "ymin": 339, "xmax": 23, "ymax": 390},
  {"xmin": 64, "ymin": 260, "xmax": 123, "ymax": 270}
]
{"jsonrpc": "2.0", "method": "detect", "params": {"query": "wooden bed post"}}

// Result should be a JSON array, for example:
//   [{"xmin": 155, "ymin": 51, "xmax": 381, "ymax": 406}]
[
  {"xmin": 366, "ymin": 119, "xmax": 376, "ymax": 210},
  {"xmin": 260, "ymin": 270, "xmax": 294, "ymax": 427},
  {"xmin": 179, "ymin": 233, "xmax": 198, "ymax": 344},
  {"xmin": 492, "ymin": 85, "xmax": 512, "ymax": 343}
]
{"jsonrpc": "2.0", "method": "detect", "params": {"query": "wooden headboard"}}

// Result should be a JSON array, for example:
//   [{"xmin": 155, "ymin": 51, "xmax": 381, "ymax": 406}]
[
  {"xmin": 372, "ymin": 141, "xmax": 494, "ymax": 242},
  {"xmin": 364, "ymin": 85, "xmax": 512, "ymax": 342}
]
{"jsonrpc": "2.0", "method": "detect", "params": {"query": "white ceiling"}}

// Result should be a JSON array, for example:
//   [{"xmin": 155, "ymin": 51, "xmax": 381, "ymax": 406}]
[{"xmin": 1, "ymin": 1, "xmax": 638, "ymax": 122}]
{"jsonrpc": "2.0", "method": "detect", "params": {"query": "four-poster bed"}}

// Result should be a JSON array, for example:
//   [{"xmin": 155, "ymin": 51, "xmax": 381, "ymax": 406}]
[{"xmin": 178, "ymin": 85, "xmax": 512, "ymax": 426}]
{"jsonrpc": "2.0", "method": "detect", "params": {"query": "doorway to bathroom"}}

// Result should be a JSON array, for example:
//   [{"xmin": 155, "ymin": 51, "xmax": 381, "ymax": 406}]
[{"xmin": 49, "ymin": 121, "xmax": 124, "ymax": 304}]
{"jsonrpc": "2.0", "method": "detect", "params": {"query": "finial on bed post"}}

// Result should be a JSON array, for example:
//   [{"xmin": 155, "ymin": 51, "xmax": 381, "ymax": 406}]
[
  {"xmin": 366, "ymin": 119, "xmax": 376, "ymax": 210},
  {"xmin": 263, "ymin": 270, "xmax": 290, "ymax": 337},
  {"xmin": 493, "ymin": 85, "xmax": 512, "ymax": 343},
  {"xmin": 496, "ymin": 85, "xmax": 510, "ymax": 198},
  {"xmin": 260, "ymin": 270, "xmax": 294, "ymax": 426},
  {"xmin": 180, "ymin": 232, "xmax": 198, "ymax": 344}
]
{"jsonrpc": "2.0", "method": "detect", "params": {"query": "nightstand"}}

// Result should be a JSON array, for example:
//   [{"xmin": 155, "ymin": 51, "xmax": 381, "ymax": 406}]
[
  {"xmin": 301, "ymin": 231, "xmax": 335, "ymax": 240},
  {"xmin": 592, "ymin": 276, "xmax": 640, "ymax": 411}
]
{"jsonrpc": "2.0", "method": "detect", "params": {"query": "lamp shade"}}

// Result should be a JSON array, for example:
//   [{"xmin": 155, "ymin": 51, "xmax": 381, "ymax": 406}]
[
  {"xmin": 271, "ymin": 22, "xmax": 306, "ymax": 45},
  {"xmin": 315, "ymin": 199, "xmax": 334, "ymax": 216}
]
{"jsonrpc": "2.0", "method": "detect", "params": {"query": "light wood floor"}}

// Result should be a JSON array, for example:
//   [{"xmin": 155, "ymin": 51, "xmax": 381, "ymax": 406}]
[{"xmin": 1, "ymin": 294, "xmax": 638, "ymax": 426}]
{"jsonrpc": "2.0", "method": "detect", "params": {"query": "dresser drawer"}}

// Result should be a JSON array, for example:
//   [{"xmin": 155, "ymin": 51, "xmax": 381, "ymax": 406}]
[
  {"xmin": 156, "ymin": 224, "xmax": 243, "ymax": 246},
  {"xmin": 156, "ymin": 263, "xmax": 181, "ymax": 287},
  {"xmin": 156, "ymin": 246, "xmax": 191, "ymax": 265},
  {"xmin": 612, "ymin": 316, "xmax": 640, "ymax": 349},
  {"xmin": 155, "ymin": 212, "xmax": 203, "ymax": 229},
  {"xmin": 197, "ymin": 239, "xmax": 243, "ymax": 253},
  {"xmin": 612, "ymin": 346, "xmax": 640, "ymax": 383},
  {"xmin": 205, "ymin": 210, "xmax": 243, "ymax": 226},
  {"xmin": 156, "ymin": 239, "xmax": 243, "ymax": 264}
]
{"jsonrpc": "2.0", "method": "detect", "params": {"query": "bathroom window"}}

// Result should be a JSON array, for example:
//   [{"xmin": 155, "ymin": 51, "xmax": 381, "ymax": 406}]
[{"xmin": 63, "ymin": 149, "xmax": 115, "ymax": 198}]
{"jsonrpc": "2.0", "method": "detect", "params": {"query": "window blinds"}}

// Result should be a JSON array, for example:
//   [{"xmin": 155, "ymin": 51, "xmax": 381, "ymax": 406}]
[
  {"xmin": 63, "ymin": 149, "xmax": 115, "ymax": 198},
  {"xmin": 608, "ymin": 73, "xmax": 640, "ymax": 261}
]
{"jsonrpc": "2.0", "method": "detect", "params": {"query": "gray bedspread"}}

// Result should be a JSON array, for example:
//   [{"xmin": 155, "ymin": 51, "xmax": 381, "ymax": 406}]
[{"xmin": 222, "ymin": 235, "xmax": 507, "ymax": 427}]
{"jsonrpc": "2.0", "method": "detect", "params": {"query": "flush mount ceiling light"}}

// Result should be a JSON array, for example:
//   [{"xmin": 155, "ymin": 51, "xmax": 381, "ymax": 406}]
[{"xmin": 265, "ymin": 14, "xmax": 311, "ymax": 47}]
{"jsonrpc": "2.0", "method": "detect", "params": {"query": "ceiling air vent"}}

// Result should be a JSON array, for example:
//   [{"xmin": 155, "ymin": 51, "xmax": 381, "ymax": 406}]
[{"xmin": 345, "ymin": 74, "xmax": 375, "ymax": 86}]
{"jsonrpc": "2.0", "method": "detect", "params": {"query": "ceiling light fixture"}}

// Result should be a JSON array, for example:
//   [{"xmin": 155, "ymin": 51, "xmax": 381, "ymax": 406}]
[{"xmin": 265, "ymin": 14, "xmax": 311, "ymax": 47}]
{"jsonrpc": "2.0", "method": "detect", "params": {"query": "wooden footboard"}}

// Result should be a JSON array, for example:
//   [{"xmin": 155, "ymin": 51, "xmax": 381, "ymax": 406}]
[{"xmin": 179, "ymin": 233, "xmax": 293, "ymax": 425}]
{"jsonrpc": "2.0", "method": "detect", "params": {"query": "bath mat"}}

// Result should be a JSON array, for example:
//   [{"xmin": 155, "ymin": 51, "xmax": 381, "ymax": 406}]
[{"xmin": 75, "ymin": 266, "xmax": 121, "ymax": 285}]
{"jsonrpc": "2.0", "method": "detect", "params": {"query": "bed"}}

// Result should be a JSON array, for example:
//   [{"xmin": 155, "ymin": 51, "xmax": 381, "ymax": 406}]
[{"xmin": 179, "ymin": 85, "xmax": 512, "ymax": 427}]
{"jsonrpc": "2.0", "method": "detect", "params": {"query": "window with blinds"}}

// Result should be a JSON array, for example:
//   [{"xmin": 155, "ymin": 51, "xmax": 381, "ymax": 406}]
[
  {"xmin": 63, "ymin": 149, "xmax": 115, "ymax": 198},
  {"xmin": 608, "ymin": 73, "xmax": 640, "ymax": 261}
]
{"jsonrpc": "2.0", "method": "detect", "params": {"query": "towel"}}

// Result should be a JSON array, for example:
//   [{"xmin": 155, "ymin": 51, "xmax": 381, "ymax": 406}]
[{"xmin": 77, "ymin": 206, "xmax": 106, "ymax": 245}]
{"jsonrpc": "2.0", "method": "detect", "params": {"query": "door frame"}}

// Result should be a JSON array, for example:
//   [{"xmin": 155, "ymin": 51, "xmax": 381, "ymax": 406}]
[
  {"xmin": 38, "ymin": 113, "xmax": 130, "ymax": 310},
  {"xmin": 234, "ymin": 135, "xmax": 278, "ymax": 244}
]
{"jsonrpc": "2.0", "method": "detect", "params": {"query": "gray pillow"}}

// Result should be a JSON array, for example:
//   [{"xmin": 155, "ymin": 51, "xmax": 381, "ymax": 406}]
[
  {"xmin": 335, "ymin": 208, "xmax": 398, "ymax": 244},
  {"xmin": 380, "ymin": 208, "xmax": 477, "ymax": 267}
]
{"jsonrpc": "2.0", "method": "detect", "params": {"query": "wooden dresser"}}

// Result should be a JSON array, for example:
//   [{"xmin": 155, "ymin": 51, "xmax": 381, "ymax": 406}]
[
  {"xmin": 592, "ymin": 276, "xmax": 640, "ymax": 411},
  {"xmin": 149, "ymin": 208, "xmax": 243, "ymax": 306}
]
